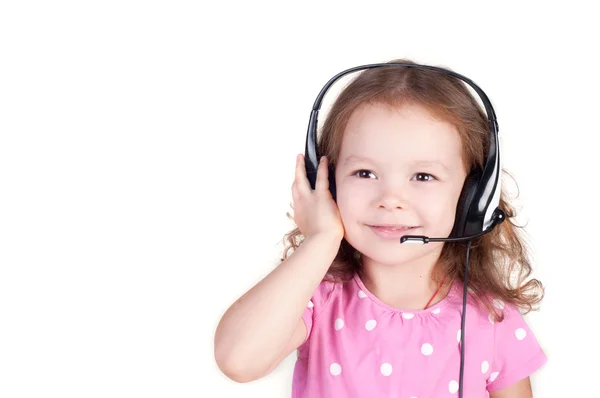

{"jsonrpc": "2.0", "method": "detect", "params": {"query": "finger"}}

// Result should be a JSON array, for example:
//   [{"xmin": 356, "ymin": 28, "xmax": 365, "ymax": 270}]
[
  {"xmin": 291, "ymin": 180, "xmax": 301, "ymax": 204},
  {"xmin": 294, "ymin": 154, "xmax": 312, "ymax": 195},
  {"xmin": 315, "ymin": 156, "xmax": 330, "ymax": 192}
]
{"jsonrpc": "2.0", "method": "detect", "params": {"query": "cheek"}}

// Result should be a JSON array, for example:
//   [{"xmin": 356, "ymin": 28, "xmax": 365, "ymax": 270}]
[
  {"xmin": 336, "ymin": 192, "xmax": 363, "ymax": 224},
  {"xmin": 336, "ymin": 186, "xmax": 377, "ymax": 231},
  {"xmin": 410, "ymin": 189, "xmax": 461, "ymax": 228},
  {"xmin": 425, "ymin": 191, "xmax": 462, "ymax": 228}
]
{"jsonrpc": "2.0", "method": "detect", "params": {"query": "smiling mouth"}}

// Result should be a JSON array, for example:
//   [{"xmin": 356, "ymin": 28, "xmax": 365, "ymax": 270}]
[{"xmin": 368, "ymin": 225, "xmax": 419, "ymax": 239}]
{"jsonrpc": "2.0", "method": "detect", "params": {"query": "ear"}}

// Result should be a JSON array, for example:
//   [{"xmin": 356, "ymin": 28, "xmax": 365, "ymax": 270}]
[{"xmin": 450, "ymin": 170, "xmax": 480, "ymax": 238}]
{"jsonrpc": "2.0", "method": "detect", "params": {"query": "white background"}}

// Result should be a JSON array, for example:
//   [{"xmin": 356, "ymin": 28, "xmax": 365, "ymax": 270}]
[{"xmin": 1, "ymin": 1, "xmax": 598, "ymax": 397}]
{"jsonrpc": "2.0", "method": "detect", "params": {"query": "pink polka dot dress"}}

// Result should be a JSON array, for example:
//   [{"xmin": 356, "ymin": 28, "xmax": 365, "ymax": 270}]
[{"xmin": 292, "ymin": 273, "xmax": 547, "ymax": 397}]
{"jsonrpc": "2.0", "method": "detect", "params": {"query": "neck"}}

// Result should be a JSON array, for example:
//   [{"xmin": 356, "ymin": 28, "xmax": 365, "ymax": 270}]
[{"xmin": 359, "ymin": 248, "xmax": 450, "ymax": 310}]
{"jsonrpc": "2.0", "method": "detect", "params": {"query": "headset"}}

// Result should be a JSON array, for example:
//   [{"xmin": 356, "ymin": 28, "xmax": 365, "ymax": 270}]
[{"xmin": 303, "ymin": 62, "xmax": 507, "ymax": 397}]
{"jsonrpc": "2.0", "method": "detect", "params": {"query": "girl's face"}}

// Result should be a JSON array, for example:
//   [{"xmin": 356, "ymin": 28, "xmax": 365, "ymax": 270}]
[{"xmin": 335, "ymin": 102, "xmax": 468, "ymax": 266}]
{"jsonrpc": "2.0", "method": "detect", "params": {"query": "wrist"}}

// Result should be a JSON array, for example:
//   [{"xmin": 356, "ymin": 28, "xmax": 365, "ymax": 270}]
[
  {"xmin": 307, "ymin": 231, "xmax": 342, "ymax": 241},
  {"xmin": 303, "ymin": 233, "xmax": 342, "ymax": 253}
]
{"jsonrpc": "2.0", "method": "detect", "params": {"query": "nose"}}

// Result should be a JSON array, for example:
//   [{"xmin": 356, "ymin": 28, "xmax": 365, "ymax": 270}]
[{"xmin": 377, "ymin": 181, "xmax": 409, "ymax": 211}]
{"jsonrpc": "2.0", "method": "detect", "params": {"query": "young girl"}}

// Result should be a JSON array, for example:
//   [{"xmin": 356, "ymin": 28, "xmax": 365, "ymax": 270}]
[{"xmin": 214, "ymin": 58, "xmax": 547, "ymax": 397}]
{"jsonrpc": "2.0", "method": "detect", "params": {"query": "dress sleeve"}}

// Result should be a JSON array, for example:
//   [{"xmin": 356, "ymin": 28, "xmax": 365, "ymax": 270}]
[
  {"xmin": 301, "ymin": 279, "xmax": 336, "ymax": 344},
  {"xmin": 486, "ymin": 302, "xmax": 548, "ymax": 391}
]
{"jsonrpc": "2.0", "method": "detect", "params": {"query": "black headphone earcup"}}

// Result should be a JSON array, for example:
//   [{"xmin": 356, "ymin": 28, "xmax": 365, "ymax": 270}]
[
  {"xmin": 451, "ymin": 171, "xmax": 480, "ymax": 238},
  {"xmin": 328, "ymin": 164, "xmax": 337, "ymax": 202}
]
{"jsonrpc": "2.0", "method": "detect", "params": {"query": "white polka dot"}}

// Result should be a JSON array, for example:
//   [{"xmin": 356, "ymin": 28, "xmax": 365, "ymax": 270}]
[
  {"xmin": 358, "ymin": 290, "xmax": 367, "ymax": 298},
  {"xmin": 307, "ymin": 300, "xmax": 314, "ymax": 308},
  {"xmin": 330, "ymin": 363, "xmax": 342, "ymax": 376},
  {"xmin": 515, "ymin": 328, "xmax": 527, "ymax": 340},
  {"xmin": 457, "ymin": 329, "xmax": 461, "ymax": 342},
  {"xmin": 334, "ymin": 318, "xmax": 344, "ymax": 331},
  {"xmin": 481, "ymin": 360, "xmax": 489, "ymax": 373},
  {"xmin": 365, "ymin": 319, "xmax": 377, "ymax": 331},
  {"xmin": 493, "ymin": 298, "xmax": 505, "ymax": 309},
  {"xmin": 380, "ymin": 363, "xmax": 393, "ymax": 376},
  {"xmin": 449, "ymin": 380, "xmax": 459, "ymax": 393},
  {"xmin": 432, "ymin": 308, "xmax": 441, "ymax": 314},
  {"xmin": 488, "ymin": 314, "xmax": 495, "ymax": 324},
  {"xmin": 490, "ymin": 371, "xmax": 499, "ymax": 382},
  {"xmin": 402, "ymin": 312, "xmax": 414, "ymax": 319},
  {"xmin": 421, "ymin": 343, "xmax": 434, "ymax": 356}
]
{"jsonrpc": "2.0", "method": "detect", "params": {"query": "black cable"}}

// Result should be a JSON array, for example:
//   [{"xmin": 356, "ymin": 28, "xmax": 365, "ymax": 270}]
[{"xmin": 458, "ymin": 240, "xmax": 472, "ymax": 398}]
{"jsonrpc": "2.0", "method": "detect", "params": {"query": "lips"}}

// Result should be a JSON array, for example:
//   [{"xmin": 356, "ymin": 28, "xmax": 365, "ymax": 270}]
[
  {"xmin": 371, "ymin": 225, "xmax": 415, "ymax": 229},
  {"xmin": 369, "ymin": 225, "xmax": 419, "ymax": 239}
]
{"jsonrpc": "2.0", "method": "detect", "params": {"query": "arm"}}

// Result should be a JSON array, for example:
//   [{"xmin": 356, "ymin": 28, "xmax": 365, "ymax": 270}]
[
  {"xmin": 213, "ymin": 233, "xmax": 340, "ymax": 383},
  {"xmin": 489, "ymin": 376, "xmax": 532, "ymax": 398}
]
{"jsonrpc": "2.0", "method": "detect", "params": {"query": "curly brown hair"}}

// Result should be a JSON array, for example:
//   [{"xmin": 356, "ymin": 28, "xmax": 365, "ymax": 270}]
[{"xmin": 280, "ymin": 58, "xmax": 544, "ymax": 321}]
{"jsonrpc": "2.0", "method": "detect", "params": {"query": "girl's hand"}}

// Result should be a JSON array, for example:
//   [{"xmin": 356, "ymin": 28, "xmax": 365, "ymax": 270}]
[{"xmin": 291, "ymin": 154, "xmax": 344, "ymax": 241}]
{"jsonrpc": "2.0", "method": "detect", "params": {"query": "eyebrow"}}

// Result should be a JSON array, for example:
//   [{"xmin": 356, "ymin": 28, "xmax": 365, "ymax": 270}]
[
  {"xmin": 342, "ymin": 155, "xmax": 450, "ymax": 171},
  {"xmin": 342, "ymin": 155, "xmax": 378, "ymax": 166}
]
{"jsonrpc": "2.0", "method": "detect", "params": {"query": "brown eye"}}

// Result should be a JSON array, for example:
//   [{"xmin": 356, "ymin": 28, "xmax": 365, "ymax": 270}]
[
  {"xmin": 413, "ymin": 173, "xmax": 436, "ymax": 182},
  {"xmin": 353, "ymin": 170, "xmax": 375, "ymax": 179}
]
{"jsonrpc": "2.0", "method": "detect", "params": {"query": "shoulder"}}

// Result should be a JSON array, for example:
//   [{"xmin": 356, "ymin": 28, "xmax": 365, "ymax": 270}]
[
  {"xmin": 301, "ymin": 276, "xmax": 343, "ymax": 343},
  {"xmin": 308, "ymin": 276, "xmax": 339, "ymax": 307},
  {"xmin": 486, "ymin": 301, "xmax": 547, "ymax": 391},
  {"xmin": 446, "ymin": 285, "xmax": 547, "ymax": 391}
]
